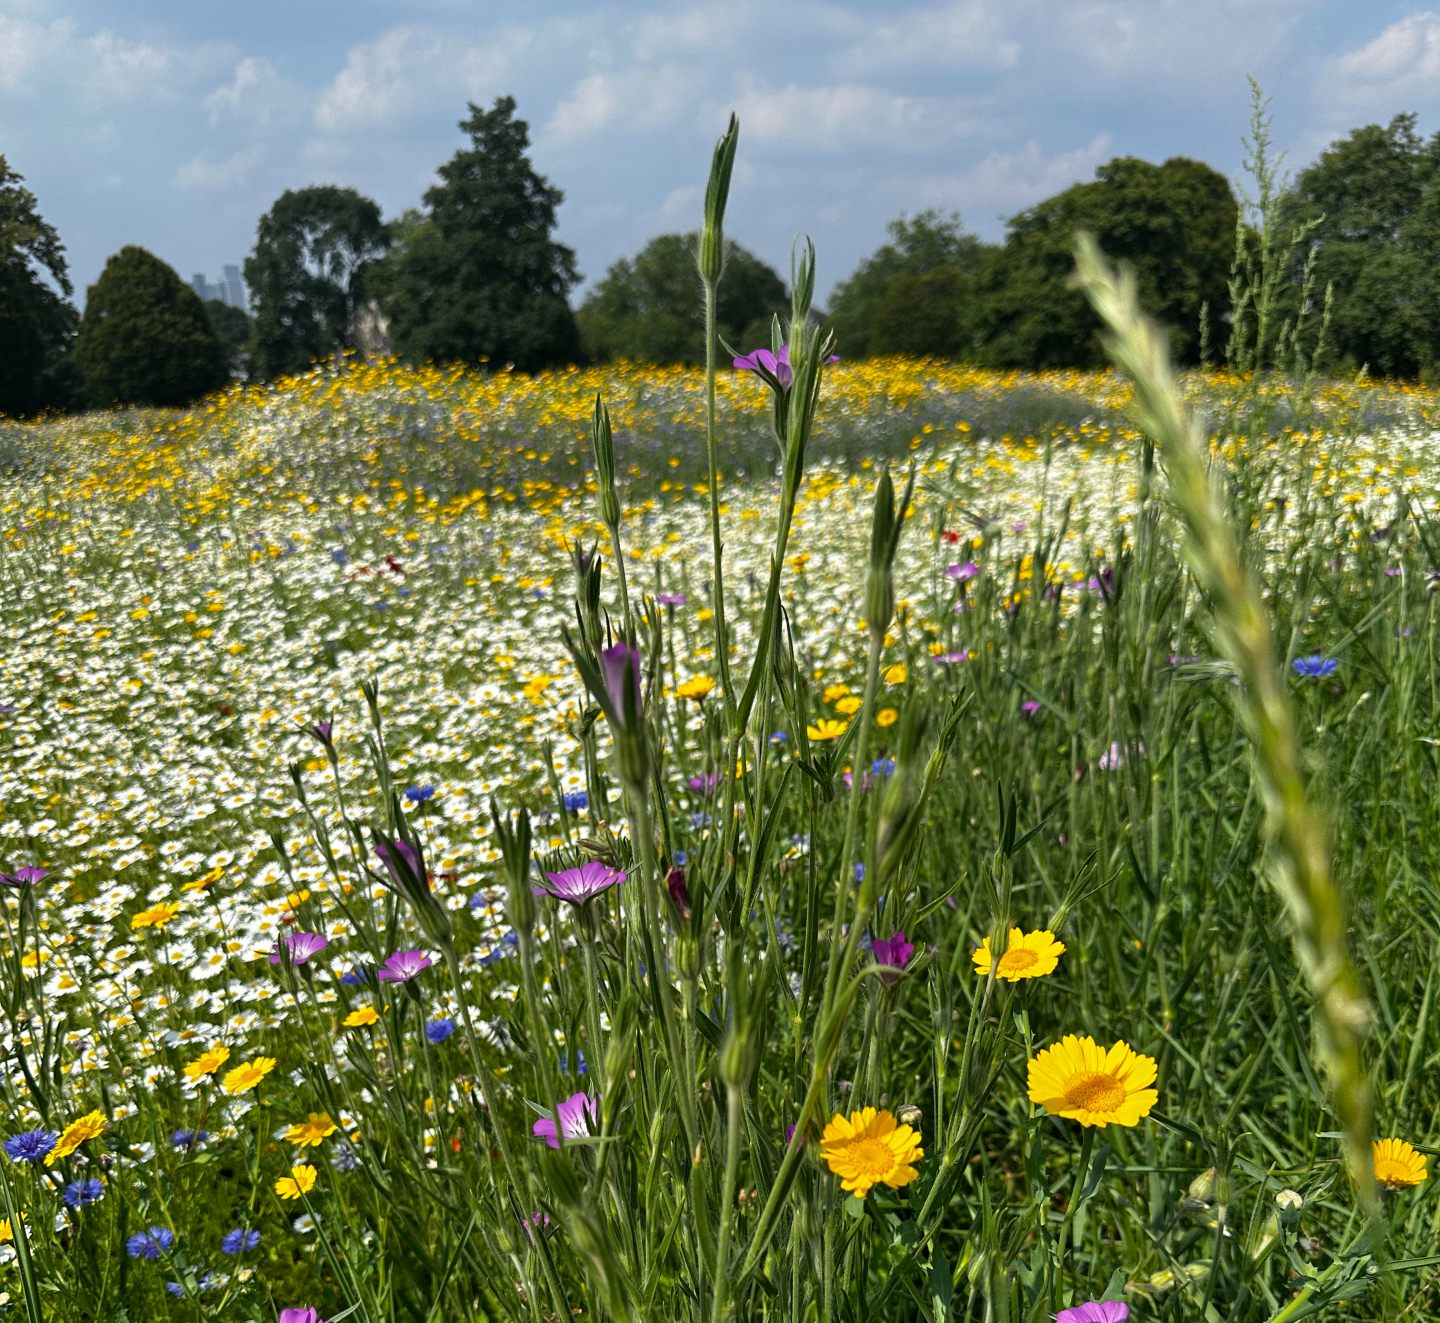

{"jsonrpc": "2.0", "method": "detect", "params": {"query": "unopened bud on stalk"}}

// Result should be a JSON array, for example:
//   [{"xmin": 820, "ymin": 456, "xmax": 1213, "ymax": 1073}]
[
  {"xmin": 591, "ymin": 396, "xmax": 621, "ymax": 531},
  {"xmin": 698, "ymin": 115, "xmax": 738, "ymax": 286},
  {"xmin": 490, "ymin": 801, "xmax": 535, "ymax": 938},
  {"xmin": 373, "ymin": 831, "xmax": 453, "ymax": 947}
]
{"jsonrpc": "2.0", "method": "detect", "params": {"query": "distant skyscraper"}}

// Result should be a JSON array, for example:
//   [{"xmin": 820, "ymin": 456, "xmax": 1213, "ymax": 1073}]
[
  {"xmin": 223, "ymin": 265, "xmax": 246, "ymax": 311},
  {"xmin": 191, "ymin": 268, "xmax": 246, "ymax": 308}
]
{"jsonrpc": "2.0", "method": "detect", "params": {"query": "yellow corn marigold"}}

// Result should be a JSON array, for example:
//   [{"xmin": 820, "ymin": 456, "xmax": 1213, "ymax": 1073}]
[
  {"xmin": 972, "ymin": 928, "xmax": 1065, "ymax": 981},
  {"xmin": 1373, "ymin": 1138, "xmax": 1427, "ymax": 1190},
  {"xmin": 807, "ymin": 718, "xmax": 849, "ymax": 741},
  {"xmin": 819, "ymin": 1107, "xmax": 923, "ymax": 1198},
  {"xmin": 222, "ymin": 1057, "xmax": 276, "ymax": 1095},
  {"xmin": 344, "ymin": 1006, "xmax": 379, "ymax": 1028},
  {"xmin": 275, "ymin": 1164, "xmax": 317, "ymax": 1200},
  {"xmin": 45, "ymin": 1110, "xmax": 106, "ymax": 1165},
  {"xmin": 1027, "ymin": 1035, "xmax": 1158, "ymax": 1128},
  {"xmin": 675, "ymin": 675, "xmax": 715, "ymax": 701},
  {"xmin": 284, "ymin": 1113, "xmax": 339, "ymax": 1148},
  {"xmin": 183, "ymin": 1043, "xmax": 231, "ymax": 1080}
]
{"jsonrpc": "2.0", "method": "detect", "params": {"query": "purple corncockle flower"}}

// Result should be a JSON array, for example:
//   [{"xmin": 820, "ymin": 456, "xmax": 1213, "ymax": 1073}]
[
  {"xmin": 600, "ymin": 643, "xmax": 643, "ymax": 723},
  {"xmin": 377, "ymin": 949, "xmax": 432, "ymax": 983},
  {"xmin": 1097, "ymin": 741, "xmax": 1144, "ymax": 771},
  {"xmin": 870, "ymin": 931, "xmax": 914, "ymax": 983},
  {"xmin": 687, "ymin": 773, "xmax": 720, "ymax": 796},
  {"xmin": 1056, "ymin": 1303, "xmax": 1128, "ymax": 1323},
  {"xmin": 270, "ymin": 931, "xmax": 329, "ymax": 966},
  {"xmin": 1086, "ymin": 567, "xmax": 1116, "ymax": 598},
  {"xmin": 931, "ymin": 650, "xmax": 970, "ymax": 664},
  {"xmin": 733, "ymin": 343, "xmax": 839, "ymax": 391},
  {"xmin": 374, "ymin": 838, "xmax": 425, "ymax": 890},
  {"xmin": 656, "ymin": 593, "xmax": 688, "ymax": 607},
  {"xmin": 533, "ymin": 861, "xmax": 627, "ymax": 907},
  {"xmin": 1168, "ymin": 654, "xmax": 1201, "ymax": 665},
  {"xmin": 946, "ymin": 561, "xmax": 980, "ymax": 581},
  {"xmin": 1021, "ymin": 700, "xmax": 1041, "ymax": 717},
  {"xmin": 1293, "ymin": 655, "xmax": 1338, "ymax": 678},
  {"xmin": 0, "ymin": 866, "xmax": 46, "ymax": 887},
  {"xmin": 734, "ymin": 345, "xmax": 793, "ymax": 388},
  {"xmin": 666, "ymin": 866, "xmax": 691, "ymax": 922},
  {"xmin": 309, "ymin": 721, "xmax": 333, "ymax": 747},
  {"xmin": 279, "ymin": 1311, "xmax": 329, "ymax": 1323},
  {"xmin": 532, "ymin": 1091, "xmax": 599, "ymax": 1149}
]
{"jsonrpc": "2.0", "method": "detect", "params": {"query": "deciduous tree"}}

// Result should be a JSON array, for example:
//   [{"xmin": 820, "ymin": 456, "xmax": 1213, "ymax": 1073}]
[
  {"xmin": 579, "ymin": 234, "xmax": 785, "ymax": 363},
  {"xmin": 244, "ymin": 185, "xmax": 389, "ymax": 379}
]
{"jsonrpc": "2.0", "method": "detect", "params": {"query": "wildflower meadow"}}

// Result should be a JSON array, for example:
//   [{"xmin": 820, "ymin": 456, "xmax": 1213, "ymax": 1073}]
[{"xmin": 3, "ymin": 122, "xmax": 1440, "ymax": 1322}]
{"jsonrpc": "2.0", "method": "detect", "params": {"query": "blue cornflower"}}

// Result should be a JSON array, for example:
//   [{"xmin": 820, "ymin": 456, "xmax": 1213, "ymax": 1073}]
[
  {"xmin": 1293, "ymin": 655, "xmax": 1339, "ymax": 678},
  {"xmin": 870, "ymin": 757, "xmax": 896, "ymax": 779},
  {"xmin": 769, "ymin": 731, "xmax": 789, "ymax": 744},
  {"xmin": 340, "ymin": 965, "xmax": 371, "ymax": 987},
  {"xmin": 404, "ymin": 785, "xmax": 435, "ymax": 803},
  {"xmin": 562, "ymin": 790, "xmax": 589, "ymax": 812},
  {"xmin": 854, "ymin": 862, "xmax": 865, "ymax": 883},
  {"xmin": 126, "ymin": 1226, "xmax": 175, "ymax": 1259},
  {"xmin": 170, "ymin": 1129, "xmax": 207, "ymax": 1151},
  {"xmin": 674, "ymin": 850, "xmax": 689, "ymax": 866},
  {"xmin": 4, "ymin": 1129, "xmax": 57, "ymax": 1164},
  {"xmin": 329, "ymin": 548, "xmax": 349, "ymax": 566},
  {"xmin": 559, "ymin": 1048, "xmax": 588, "ymax": 1076},
  {"xmin": 63, "ymin": 1178, "xmax": 104, "ymax": 1208},
  {"xmin": 426, "ymin": 1017, "xmax": 457, "ymax": 1044},
  {"xmin": 220, "ymin": 1227, "xmax": 260, "ymax": 1254}
]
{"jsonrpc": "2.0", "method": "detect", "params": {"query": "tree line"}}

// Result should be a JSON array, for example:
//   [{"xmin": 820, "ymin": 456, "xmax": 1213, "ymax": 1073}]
[{"xmin": 4, "ymin": 100, "xmax": 1440, "ymax": 416}]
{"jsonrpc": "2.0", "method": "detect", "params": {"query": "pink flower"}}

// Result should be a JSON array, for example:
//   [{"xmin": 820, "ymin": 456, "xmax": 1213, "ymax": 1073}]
[
  {"xmin": 269, "ymin": 931, "xmax": 329, "ymax": 966},
  {"xmin": 946, "ymin": 561, "xmax": 980, "ymax": 581},
  {"xmin": 533, "ymin": 861, "xmax": 627, "ymax": 907},
  {"xmin": 870, "ymin": 931, "xmax": 914, "ymax": 983},
  {"xmin": 532, "ymin": 1092, "xmax": 599, "ymax": 1149},
  {"xmin": 279, "ymin": 1310, "xmax": 328, "ymax": 1323},
  {"xmin": 1056, "ymin": 1302, "xmax": 1127, "ymax": 1323},
  {"xmin": 377, "ymin": 949, "xmax": 432, "ymax": 983}
]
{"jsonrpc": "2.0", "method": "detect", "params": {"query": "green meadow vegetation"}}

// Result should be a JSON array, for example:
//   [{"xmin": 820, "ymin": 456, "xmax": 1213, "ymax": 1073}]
[{"xmin": 1, "ymin": 94, "xmax": 1440, "ymax": 1323}]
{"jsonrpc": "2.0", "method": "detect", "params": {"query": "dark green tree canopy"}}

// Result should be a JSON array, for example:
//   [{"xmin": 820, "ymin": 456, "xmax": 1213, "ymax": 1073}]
[
  {"xmin": 973, "ymin": 157, "xmax": 1237, "ymax": 369},
  {"xmin": 376, "ymin": 97, "xmax": 580, "ymax": 371},
  {"xmin": 75, "ymin": 246, "xmax": 228, "ymax": 408},
  {"xmin": 828, "ymin": 211, "xmax": 991, "ymax": 360},
  {"xmin": 244, "ymin": 185, "xmax": 389, "ymax": 380},
  {"xmin": 203, "ymin": 299, "xmax": 253, "ymax": 379},
  {"xmin": 0, "ymin": 155, "xmax": 77, "ymax": 416},
  {"xmin": 1283, "ymin": 114, "xmax": 1440, "ymax": 378},
  {"xmin": 578, "ymin": 234, "xmax": 786, "ymax": 364}
]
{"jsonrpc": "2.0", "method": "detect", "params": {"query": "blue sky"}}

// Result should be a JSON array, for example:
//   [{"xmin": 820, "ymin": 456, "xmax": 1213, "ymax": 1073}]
[{"xmin": 4, "ymin": 0, "xmax": 1440, "ymax": 307}]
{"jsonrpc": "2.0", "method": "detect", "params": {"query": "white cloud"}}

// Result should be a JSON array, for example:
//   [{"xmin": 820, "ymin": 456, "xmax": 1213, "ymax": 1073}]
[
  {"xmin": 544, "ymin": 66, "xmax": 697, "ymax": 147},
  {"xmin": 1324, "ymin": 12, "xmax": 1440, "ymax": 117},
  {"xmin": 0, "ymin": 16, "xmax": 74, "ymax": 94},
  {"xmin": 832, "ymin": 1, "xmax": 1021, "ymax": 76},
  {"xmin": 174, "ymin": 145, "xmax": 264, "ymax": 192},
  {"xmin": 314, "ymin": 25, "xmax": 532, "ymax": 131},
  {"xmin": 204, "ymin": 57, "xmax": 304, "ymax": 128},
  {"xmin": 732, "ymin": 79, "xmax": 985, "ymax": 153},
  {"xmin": 906, "ymin": 134, "xmax": 1114, "ymax": 221},
  {"xmin": 1044, "ymin": 0, "xmax": 1309, "ymax": 89},
  {"xmin": 0, "ymin": 16, "xmax": 206, "ymax": 101}
]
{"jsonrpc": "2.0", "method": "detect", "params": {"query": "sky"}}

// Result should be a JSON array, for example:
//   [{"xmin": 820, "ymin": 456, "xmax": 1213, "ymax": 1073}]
[{"xmin": 4, "ymin": 0, "xmax": 1440, "ymax": 308}]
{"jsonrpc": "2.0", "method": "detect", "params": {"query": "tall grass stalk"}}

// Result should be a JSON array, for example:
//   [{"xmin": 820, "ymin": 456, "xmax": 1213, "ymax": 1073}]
[{"xmin": 1074, "ymin": 232, "xmax": 1375, "ymax": 1208}]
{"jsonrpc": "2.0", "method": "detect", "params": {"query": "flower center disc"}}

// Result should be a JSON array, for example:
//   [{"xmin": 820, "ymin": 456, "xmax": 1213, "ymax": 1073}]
[
  {"xmin": 848, "ymin": 1137, "xmax": 895, "ymax": 1181},
  {"xmin": 1063, "ymin": 1072, "xmax": 1125, "ymax": 1113},
  {"xmin": 997, "ymin": 947, "xmax": 1038, "ymax": 975}
]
